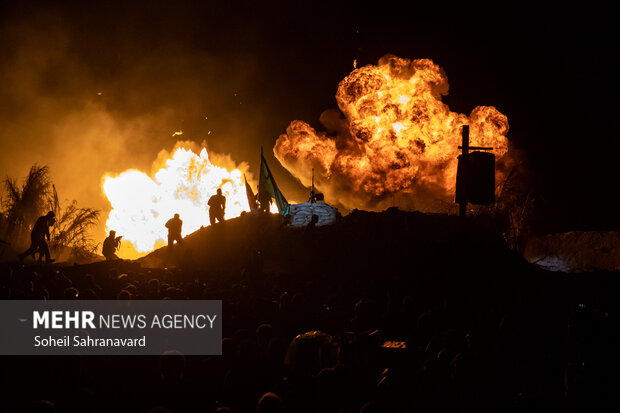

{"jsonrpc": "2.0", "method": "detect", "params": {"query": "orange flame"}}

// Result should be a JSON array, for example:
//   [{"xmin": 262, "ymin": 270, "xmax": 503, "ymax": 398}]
[
  {"xmin": 102, "ymin": 146, "xmax": 257, "ymax": 258},
  {"xmin": 274, "ymin": 54, "xmax": 509, "ymax": 211}
]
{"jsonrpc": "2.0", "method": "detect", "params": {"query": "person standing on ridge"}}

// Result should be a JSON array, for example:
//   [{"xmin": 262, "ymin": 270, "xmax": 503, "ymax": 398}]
[
  {"xmin": 208, "ymin": 188, "xmax": 226, "ymax": 225},
  {"xmin": 18, "ymin": 211, "xmax": 56, "ymax": 263},
  {"xmin": 257, "ymin": 188, "xmax": 271, "ymax": 213},
  {"xmin": 165, "ymin": 213, "xmax": 183, "ymax": 249}
]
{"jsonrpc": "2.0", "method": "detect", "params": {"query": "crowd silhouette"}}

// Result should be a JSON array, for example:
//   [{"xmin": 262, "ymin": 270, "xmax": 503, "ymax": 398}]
[{"xmin": 2, "ymin": 209, "xmax": 619, "ymax": 412}]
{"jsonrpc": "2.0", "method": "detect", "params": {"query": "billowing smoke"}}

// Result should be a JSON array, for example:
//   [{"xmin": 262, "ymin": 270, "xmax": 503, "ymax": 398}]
[
  {"xmin": 0, "ymin": 7, "xmax": 263, "ymax": 243},
  {"xmin": 274, "ymin": 55, "xmax": 510, "ymax": 212}
]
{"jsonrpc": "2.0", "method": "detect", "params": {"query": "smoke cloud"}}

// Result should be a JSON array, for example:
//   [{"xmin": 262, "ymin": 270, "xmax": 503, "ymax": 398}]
[{"xmin": 0, "ymin": 6, "xmax": 263, "ymax": 242}]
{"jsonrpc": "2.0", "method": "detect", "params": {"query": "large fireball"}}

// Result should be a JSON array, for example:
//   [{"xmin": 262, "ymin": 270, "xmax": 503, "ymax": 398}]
[
  {"xmin": 102, "ymin": 146, "xmax": 255, "ymax": 258},
  {"xmin": 274, "ymin": 54, "xmax": 509, "ymax": 211}
]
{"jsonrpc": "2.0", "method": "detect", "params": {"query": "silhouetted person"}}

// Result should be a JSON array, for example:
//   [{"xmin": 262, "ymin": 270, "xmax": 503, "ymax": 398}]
[
  {"xmin": 165, "ymin": 213, "xmax": 183, "ymax": 249},
  {"xmin": 257, "ymin": 188, "xmax": 271, "ymax": 213},
  {"xmin": 19, "ymin": 211, "xmax": 55, "ymax": 263},
  {"xmin": 208, "ymin": 188, "xmax": 226, "ymax": 225},
  {"xmin": 102, "ymin": 230, "xmax": 122, "ymax": 260},
  {"xmin": 304, "ymin": 214, "xmax": 319, "ymax": 249}
]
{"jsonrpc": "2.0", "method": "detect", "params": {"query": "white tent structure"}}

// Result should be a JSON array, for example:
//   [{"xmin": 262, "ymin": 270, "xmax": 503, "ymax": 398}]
[
  {"xmin": 248, "ymin": 156, "xmax": 340, "ymax": 227},
  {"xmin": 286, "ymin": 167, "xmax": 339, "ymax": 227},
  {"xmin": 288, "ymin": 202, "xmax": 339, "ymax": 227}
]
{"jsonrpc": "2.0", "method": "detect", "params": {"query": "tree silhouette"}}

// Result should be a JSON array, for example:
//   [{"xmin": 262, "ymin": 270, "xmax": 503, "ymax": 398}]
[
  {"xmin": 2, "ymin": 165, "xmax": 53, "ymax": 243},
  {"xmin": 2, "ymin": 164, "xmax": 100, "ymax": 259},
  {"xmin": 49, "ymin": 186, "xmax": 100, "ymax": 259}
]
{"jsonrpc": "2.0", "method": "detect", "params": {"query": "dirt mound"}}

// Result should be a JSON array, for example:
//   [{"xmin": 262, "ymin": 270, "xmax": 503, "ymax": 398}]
[
  {"xmin": 524, "ymin": 231, "xmax": 620, "ymax": 272},
  {"xmin": 138, "ymin": 208, "xmax": 533, "ymax": 286}
]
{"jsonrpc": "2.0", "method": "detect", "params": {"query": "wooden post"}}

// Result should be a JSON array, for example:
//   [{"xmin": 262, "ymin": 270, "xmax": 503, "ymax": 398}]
[{"xmin": 310, "ymin": 168, "xmax": 315, "ymax": 203}]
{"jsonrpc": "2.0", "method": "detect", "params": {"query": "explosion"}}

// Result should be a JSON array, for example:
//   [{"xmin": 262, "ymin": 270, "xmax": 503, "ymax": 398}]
[
  {"xmin": 103, "ymin": 146, "xmax": 257, "ymax": 258},
  {"xmin": 274, "ymin": 54, "xmax": 509, "ymax": 211}
]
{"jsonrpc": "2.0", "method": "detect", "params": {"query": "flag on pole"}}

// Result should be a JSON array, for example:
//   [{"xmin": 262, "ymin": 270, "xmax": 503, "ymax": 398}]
[
  {"xmin": 258, "ymin": 147, "xmax": 289, "ymax": 215},
  {"xmin": 244, "ymin": 174, "xmax": 258, "ymax": 211}
]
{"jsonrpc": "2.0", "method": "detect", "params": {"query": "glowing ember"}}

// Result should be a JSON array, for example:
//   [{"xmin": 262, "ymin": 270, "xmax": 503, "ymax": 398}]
[
  {"xmin": 274, "ymin": 54, "xmax": 509, "ymax": 211},
  {"xmin": 103, "ymin": 147, "xmax": 259, "ymax": 258}
]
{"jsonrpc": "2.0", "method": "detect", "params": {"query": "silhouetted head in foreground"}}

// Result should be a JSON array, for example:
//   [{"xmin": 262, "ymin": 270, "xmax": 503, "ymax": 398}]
[
  {"xmin": 257, "ymin": 392, "xmax": 284, "ymax": 413},
  {"xmin": 174, "ymin": 213, "xmax": 180, "ymax": 219},
  {"xmin": 30, "ymin": 399, "xmax": 56, "ymax": 413},
  {"xmin": 160, "ymin": 349, "xmax": 186, "ymax": 382},
  {"xmin": 109, "ymin": 230, "xmax": 116, "ymax": 237},
  {"xmin": 217, "ymin": 188, "xmax": 222, "ymax": 196}
]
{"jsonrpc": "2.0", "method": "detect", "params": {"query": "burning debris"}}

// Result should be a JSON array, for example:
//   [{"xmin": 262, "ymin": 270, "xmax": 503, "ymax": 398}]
[{"xmin": 274, "ymin": 54, "xmax": 510, "ymax": 212}]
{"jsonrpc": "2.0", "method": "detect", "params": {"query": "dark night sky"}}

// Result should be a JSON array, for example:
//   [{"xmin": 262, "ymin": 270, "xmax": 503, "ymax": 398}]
[{"xmin": 1, "ymin": 0, "xmax": 618, "ymax": 233}]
